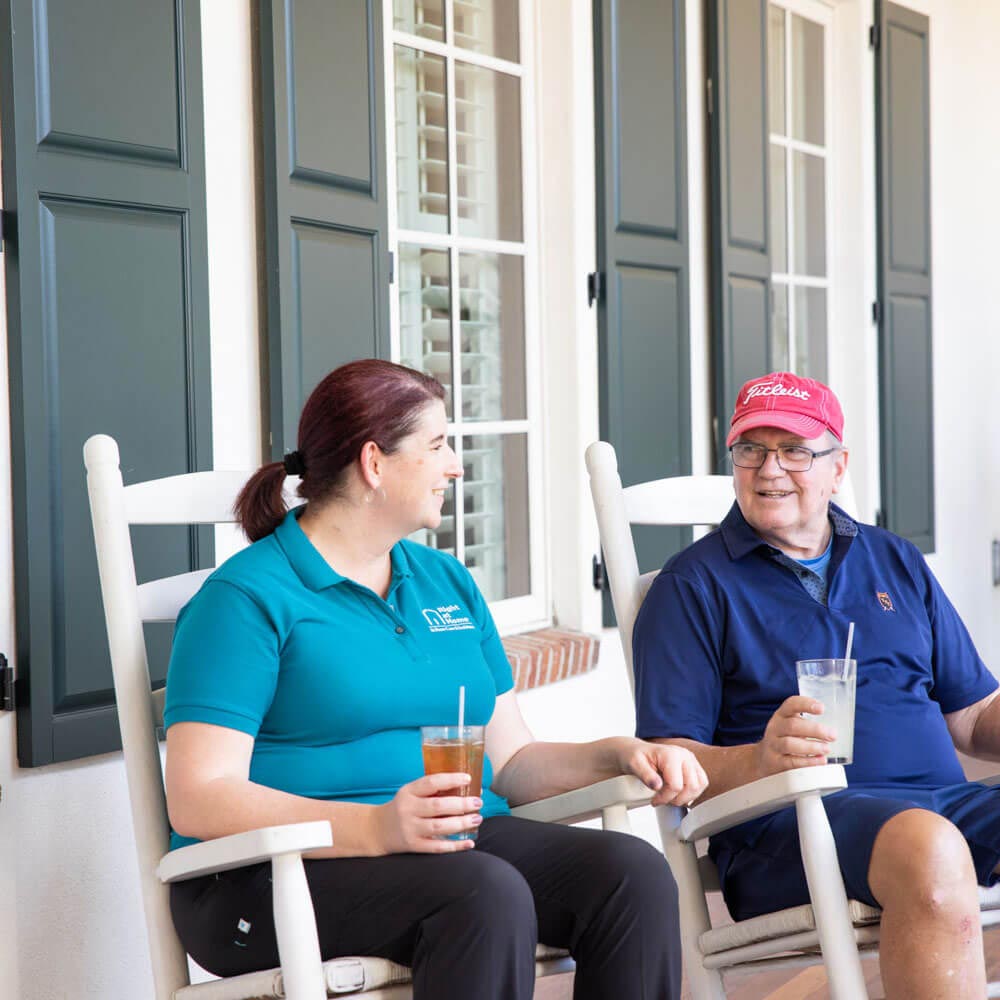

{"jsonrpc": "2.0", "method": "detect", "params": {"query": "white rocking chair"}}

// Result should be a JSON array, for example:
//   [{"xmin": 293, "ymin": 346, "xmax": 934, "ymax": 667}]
[
  {"xmin": 585, "ymin": 440, "xmax": 1000, "ymax": 999},
  {"xmin": 85, "ymin": 433, "xmax": 657, "ymax": 1000}
]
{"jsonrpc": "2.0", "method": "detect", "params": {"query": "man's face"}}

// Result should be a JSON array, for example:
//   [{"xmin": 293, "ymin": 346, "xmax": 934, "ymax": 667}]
[{"xmin": 732, "ymin": 426, "xmax": 848, "ymax": 553}]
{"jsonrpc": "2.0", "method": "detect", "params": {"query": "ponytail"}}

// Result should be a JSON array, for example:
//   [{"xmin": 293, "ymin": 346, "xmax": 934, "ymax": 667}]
[{"xmin": 234, "ymin": 461, "xmax": 293, "ymax": 542}]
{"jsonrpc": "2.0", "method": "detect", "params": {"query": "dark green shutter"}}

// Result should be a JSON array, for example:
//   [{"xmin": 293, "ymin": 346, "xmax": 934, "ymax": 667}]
[
  {"xmin": 0, "ymin": 0, "xmax": 213, "ymax": 765},
  {"xmin": 593, "ymin": 0, "xmax": 690, "ymax": 591},
  {"xmin": 875, "ymin": 2, "xmax": 934, "ymax": 552},
  {"xmin": 708, "ymin": 0, "xmax": 771, "ymax": 470},
  {"xmin": 257, "ymin": 0, "xmax": 391, "ymax": 457}
]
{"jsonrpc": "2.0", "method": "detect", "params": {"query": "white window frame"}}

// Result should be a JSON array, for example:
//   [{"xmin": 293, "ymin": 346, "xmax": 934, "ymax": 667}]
[
  {"xmin": 383, "ymin": 0, "xmax": 549, "ymax": 633},
  {"xmin": 826, "ymin": 0, "xmax": 879, "ymax": 524},
  {"xmin": 768, "ymin": 0, "xmax": 835, "ymax": 377}
]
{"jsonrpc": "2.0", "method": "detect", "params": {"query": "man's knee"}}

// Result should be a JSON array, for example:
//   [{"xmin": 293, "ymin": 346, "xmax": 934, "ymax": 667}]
[{"xmin": 868, "ymin": 808, "xmax": 978, "ymax": 912}]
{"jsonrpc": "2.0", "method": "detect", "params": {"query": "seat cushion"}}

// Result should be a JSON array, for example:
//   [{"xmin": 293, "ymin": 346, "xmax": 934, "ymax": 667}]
[
  {"xmin": 699, "ymin": 898, "xmax": 881, "ymax": 956},
  {"xmin": 319, "ymin": 947, "xmax": 573, "ymax": 994},
  {"xmin": 700, "ymin": 884, "xmax": 1000, "ymax": 957},
  {"xmin": 174, "ymin": 946, "xmax": 573, "ymax": 998}
]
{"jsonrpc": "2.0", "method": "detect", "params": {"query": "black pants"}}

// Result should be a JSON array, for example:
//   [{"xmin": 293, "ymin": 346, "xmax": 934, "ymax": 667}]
[{"xmin": 170, "ymin": 815, "xmax": 682, "ymax": 999}]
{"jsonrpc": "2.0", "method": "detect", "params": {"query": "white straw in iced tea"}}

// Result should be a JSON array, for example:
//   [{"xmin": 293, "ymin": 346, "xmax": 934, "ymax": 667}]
[
  {"xmin": 458, "ymin": 685, "xmax": 465, "ymax": 731},
  {"xmin": 844, "ymin": 621, "xmax": 855, "ymax": 662}
]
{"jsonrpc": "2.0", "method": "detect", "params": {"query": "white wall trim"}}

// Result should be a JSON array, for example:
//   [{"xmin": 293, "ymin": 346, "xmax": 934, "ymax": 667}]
[
  {"xmin": 536, "ymin": 0, "xmax": 601, "ymax": 633},
  {"xmin": 687, "ymin": 0, "xmax": 712, "ymax": 475},
  {"xmin": 825, "ymin": 0, "xmax": 879, "ymax": 524}
]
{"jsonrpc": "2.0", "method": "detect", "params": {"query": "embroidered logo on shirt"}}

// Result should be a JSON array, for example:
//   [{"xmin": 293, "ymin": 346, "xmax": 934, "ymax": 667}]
[
  {"xmin": 422, "ymin": 605, "xmax": 475, "ymax": 632},
  {"xmin": 876, "ymin": 591, "xmax": 895, "ymax": 612}
]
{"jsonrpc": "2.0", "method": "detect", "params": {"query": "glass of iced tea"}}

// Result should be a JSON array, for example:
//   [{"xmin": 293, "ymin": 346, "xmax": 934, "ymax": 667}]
[{"xmin": 420, "ymin": 724, "xmax": 485, "ymax": 840}]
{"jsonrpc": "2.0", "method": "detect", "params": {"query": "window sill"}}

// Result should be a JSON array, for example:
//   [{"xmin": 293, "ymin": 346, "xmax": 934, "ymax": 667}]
[{"xmin": 501, "ymin": 628, "xmax": 600, "ymax": 691}]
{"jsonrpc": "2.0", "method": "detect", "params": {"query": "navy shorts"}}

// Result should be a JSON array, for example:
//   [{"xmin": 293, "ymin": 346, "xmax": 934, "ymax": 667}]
[{"xmin": 710, "ymin": 782, "xmax": 1000, "ymax": 921}]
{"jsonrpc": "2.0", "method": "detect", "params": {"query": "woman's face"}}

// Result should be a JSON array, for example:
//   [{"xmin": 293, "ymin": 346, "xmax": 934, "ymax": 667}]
[{"xmin": 378, "ymin": 400, "xmax": 463, "ymax": 534}]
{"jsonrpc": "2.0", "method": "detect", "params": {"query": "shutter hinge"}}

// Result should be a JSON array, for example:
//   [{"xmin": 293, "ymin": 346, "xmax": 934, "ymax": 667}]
[
  {"xmin": 875, "ymin": 509, "xmax": 886, "ymax": 528},
  {"xmin": 0, "ymin": 209, "xmax": 13, "ymax": 254},
  {"xmin": 587, "ymin": 271, "xmax": 604, "ymax": 308},
  {"xmin": 872, "ymin": 300, "xmax": 882, "ymax": 325},
  {"xmin": 388, "ymin": 250, "xmax": 395, "ymax": 285},
  {"xmin": 0, "ymin": 655, "xmax": 13, "ymax": 712},
  {"xmin": 706, "ymin": 77, "xmax": 714, "ymax": 116},
  {"xmin": 592, "ymin": 554, "xmax": 606, "ymax": 592},
  {"xmin": 869, "ymin": 23, "xmax": 880, "ymax": 50}
]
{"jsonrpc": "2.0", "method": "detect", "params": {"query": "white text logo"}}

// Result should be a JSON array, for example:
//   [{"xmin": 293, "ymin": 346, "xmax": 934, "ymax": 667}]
[
  {"xmin": 422, "ymin": 606, "xmax": 475, "ymax": 632},
  {"xmin": 743, "ymin": 381, "xmax": 811, "ymax": 404}
]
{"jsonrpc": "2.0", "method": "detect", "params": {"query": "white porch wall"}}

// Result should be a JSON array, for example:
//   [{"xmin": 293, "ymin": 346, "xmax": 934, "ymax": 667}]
[
  {"xmin": 0, "ymin": 1, "xmax": 996, "ymax": 997},
  {"xmin": 917, "ymin": 0, "xmax": 1000, "ymax": 671}
]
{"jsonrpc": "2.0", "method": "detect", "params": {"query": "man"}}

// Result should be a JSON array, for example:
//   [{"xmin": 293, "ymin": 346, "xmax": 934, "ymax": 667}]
[{"xmin": 634, "ymin": 371, "xmax": 1000, "ymax": 999}]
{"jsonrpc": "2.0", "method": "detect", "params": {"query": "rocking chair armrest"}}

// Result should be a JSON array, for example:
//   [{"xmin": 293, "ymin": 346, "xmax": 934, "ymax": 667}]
[
  {"xmin": 678, "ymin": 764, "xmax": 847, "ymax": 842},
  {"xmin": 156, "ymin": 821, "xmax": 333, "ymax": 883},
  {"xmin": 509, "ymin": 775, "xmax": 652, "ymax": 825}
]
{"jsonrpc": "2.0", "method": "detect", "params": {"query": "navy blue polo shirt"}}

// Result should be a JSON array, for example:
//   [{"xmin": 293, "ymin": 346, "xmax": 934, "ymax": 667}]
[
  {"xmin": 633, "ymin": 502, "xmax": 996, "ymax": 789},
  {"xmin": 165, "ymin": 507, "xmax": 514, "ymax": 849}
]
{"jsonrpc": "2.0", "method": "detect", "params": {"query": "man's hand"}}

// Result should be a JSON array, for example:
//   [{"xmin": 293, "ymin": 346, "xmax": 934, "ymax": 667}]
[
  {"xmin": 614, "ymin": 737, "xmax": 709, "ymax": 806},
  {"xmin": 754, "ymin": 696, "xmax": 836, "ymax": 779}
]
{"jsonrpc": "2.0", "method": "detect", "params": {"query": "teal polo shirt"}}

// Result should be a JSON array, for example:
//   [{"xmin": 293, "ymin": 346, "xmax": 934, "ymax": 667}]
[{"xmin": 164, "ymin": 507, "xmax": 514, "ymax": 849}]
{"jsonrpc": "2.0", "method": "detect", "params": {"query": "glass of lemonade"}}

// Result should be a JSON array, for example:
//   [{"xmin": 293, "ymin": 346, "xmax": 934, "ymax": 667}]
[
  {"xmin": 420, "ymin": 724, "xmax": 485, "ymax": 840},
  {"xmin": 795, "ymin": 658, "xmax": 857, "ymax": 764}
]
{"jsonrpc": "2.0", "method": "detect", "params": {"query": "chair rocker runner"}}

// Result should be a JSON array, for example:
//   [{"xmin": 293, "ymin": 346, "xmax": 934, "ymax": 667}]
[
  {"xmin": 84, "ymin": 433, "xmax": 662, "ymax": 1000},
  {"xmin": 586, "ymin": 439, "xmax": 1000, "ymax": 1000}
]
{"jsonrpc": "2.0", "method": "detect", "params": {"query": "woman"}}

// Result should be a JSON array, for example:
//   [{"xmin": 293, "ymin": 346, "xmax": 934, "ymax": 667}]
[{"xmin": 165, "ymin": 359, "xmax": 707, "ymax": 999}]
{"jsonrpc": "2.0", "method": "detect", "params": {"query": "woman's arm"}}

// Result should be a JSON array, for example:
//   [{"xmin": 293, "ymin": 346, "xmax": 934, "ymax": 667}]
[
  {"xmin": 486, "ymin": 692, "xmax": 708, "ymax": 808},
  {"xmin": 165, "ymin": 721, "xmax": 483, "ymax": 856}
]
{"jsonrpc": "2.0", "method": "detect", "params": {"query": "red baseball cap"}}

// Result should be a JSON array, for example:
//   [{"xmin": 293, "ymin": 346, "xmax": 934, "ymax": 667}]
[{"xmin": 726, "ymin": 372, "xmax": 844, "ymax": 447}]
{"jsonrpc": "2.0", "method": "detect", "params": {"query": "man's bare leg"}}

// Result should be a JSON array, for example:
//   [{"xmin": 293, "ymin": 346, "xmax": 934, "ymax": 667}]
[{"xmin": 867, "ymin": 809, "xmax": 984, "ymax": 999}]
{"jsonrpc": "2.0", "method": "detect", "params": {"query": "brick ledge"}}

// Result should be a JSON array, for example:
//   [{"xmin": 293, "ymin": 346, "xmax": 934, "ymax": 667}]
[{"xmin": 501, "ymin": 628, "xmax": 601, "ymax": 691}]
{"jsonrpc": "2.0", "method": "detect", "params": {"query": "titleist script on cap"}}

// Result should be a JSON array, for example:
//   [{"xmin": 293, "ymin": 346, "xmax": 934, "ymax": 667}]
[{"xmin": 744, "ymin": 382, "xmax": 811, "ymax": 403}]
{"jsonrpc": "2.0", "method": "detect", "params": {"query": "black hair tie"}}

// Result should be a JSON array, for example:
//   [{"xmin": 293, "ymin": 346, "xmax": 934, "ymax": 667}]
[{"xmin": 282, "ymin": 450, "xmax": 306, "ymax": 476}]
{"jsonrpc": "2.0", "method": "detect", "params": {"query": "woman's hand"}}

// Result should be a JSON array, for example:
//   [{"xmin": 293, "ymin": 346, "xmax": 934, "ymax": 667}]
[
  {"xmin": 372, "ymin": 773, "xmax": 484, "ymax": 854},
  {"xmin": 614, "ymin": 737, "xmax": 709, "ymax": 807}
]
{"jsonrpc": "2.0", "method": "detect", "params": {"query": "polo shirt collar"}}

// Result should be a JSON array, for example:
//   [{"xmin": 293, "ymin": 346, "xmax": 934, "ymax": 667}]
[
  {"xmin": 720, "ymin": 500, "xmax": 858, "ymax": 562},
  {"xmin": 274, "ymin": 507, "xmax": 415, "ymax": 592},
  {"xmin": 390, "ymin": 541, "xmax": 415, "ymax": 582}
]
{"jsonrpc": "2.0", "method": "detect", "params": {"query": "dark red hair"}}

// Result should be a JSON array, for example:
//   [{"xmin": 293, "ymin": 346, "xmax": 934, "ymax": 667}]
[{"xmin": 234, "ymin": 359, "xmax": 446, "ymax": 541}]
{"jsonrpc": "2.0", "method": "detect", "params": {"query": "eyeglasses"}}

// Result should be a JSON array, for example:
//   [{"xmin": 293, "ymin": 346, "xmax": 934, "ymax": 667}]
[{"xmin": 729, "ymin": 442, "xmax": 839, "ymax": 472}]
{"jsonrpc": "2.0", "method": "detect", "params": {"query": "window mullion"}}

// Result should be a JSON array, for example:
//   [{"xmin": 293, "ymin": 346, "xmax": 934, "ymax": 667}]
[
  {"xmin": 452, "ymin": 429, "xmax": 466, "ymax": 564},
  {"xmin": 443, "ymin": 1, "xmax": 464, "ymax": 563},
  {"xmin": 449, "ymin": 244, "xmax": 462, "ymax": 442},
  {"xmin": 443, "ymin": 2, "xmax": 464, "ymax": 434},
  {"xmin": 385, "ymin": 0, "xmax": 401, "ymax": 361},
  {"xmin": 451, "ymin": 418, "xmax": 530, "ymax": 436},
  {"xmin": 392, "ymin": 31, "xmax": 524, "ymax": 77},
  {"xmin": 395, "ymin": 228, "xmax": 526, "ymax": 256}
]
